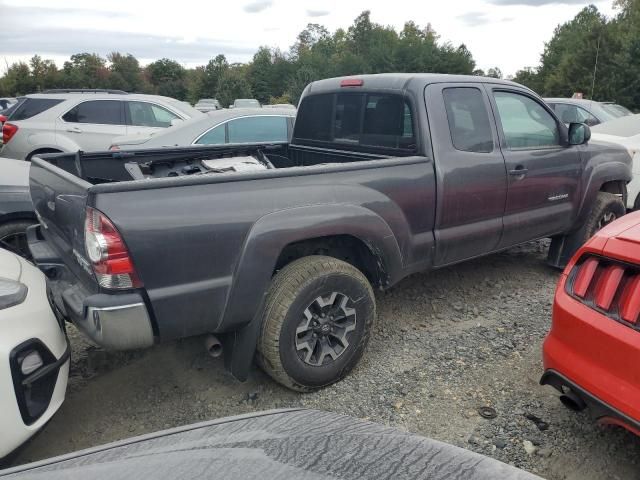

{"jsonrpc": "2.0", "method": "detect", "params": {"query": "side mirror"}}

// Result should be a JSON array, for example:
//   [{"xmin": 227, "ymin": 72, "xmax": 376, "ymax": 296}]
[
  {"xmin": 0, "ymin": 115, "xmax": 6, "ymax": 124},
  {"xmin": 568, "ymin": 122, "xmax": 591, "ymax": 145},
  {"xmin": 170, "ymin": 118, "xmax": 184, "ymax": 127}
]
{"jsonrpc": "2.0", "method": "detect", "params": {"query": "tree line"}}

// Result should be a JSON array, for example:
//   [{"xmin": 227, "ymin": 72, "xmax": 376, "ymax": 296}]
[
  {"xmin": 514, "ymin": 0, "xmax": 640, "ymax": 111},
  {"xmin": 0, "ymin": 11, "xmax": 484, "ymax": 107}
]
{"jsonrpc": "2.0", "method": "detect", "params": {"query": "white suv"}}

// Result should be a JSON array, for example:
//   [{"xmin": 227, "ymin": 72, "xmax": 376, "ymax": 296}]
[{"xmin": 0, "ymin": 90, "xmax": 203, "ymax": 160}]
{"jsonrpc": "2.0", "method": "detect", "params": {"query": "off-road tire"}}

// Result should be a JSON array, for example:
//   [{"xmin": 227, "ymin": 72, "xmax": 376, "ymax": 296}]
[
  {"xmin": 573, "ymin": 192, "xmax": 626, "ymax": 245},
  {"xmin": 256, "ymin": 255, "xmax": 375, "ymax": 392}
]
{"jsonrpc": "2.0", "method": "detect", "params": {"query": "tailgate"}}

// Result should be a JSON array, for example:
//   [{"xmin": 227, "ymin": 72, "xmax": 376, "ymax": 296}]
[{"xmin": 29, "ymin": 156, "xmax": 96, "ymax": 287}]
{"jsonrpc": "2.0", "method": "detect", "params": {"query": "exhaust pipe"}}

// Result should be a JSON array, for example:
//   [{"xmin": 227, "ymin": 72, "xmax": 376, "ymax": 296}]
[
  {"xmin": 560, "ymin": 389, "xmax": 587, "ymax": 412},
  {"xmin": 204, "ymin": 335, "xmax": 223, "ymax": 358}
]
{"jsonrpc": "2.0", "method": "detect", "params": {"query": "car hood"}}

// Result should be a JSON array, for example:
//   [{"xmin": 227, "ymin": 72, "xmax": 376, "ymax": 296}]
[
  {"xmin": 0, "ymin": 248, "xmax": 22, "ymax": 281},
  {"xmin": 1, "ymin": 409, "xmax": 540, "ymax": 480},
  {"xmin": 0, "ymin": 157, "xmax": 29, "ymax": 188}
]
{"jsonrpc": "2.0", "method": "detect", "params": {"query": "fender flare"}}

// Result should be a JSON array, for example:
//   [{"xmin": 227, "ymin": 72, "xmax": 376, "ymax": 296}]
[
  {"xmin": 575, "ymin": 161, "xmax": 631, "ymax": 227},
  {"xmin": 221, "ymin": 204, "xmax": 405, "ymax": 380}
]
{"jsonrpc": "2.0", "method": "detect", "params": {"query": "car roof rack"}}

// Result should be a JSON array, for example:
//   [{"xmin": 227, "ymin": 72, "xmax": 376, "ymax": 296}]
[{"xmin": 41, "ymin": 89, "xmax": 129, "ymax": 94}]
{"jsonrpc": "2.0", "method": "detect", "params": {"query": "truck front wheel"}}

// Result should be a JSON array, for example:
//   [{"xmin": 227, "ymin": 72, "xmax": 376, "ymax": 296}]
[{"xmin": 257, "ymin": 255, "xmax": 375, "ymax": 392}]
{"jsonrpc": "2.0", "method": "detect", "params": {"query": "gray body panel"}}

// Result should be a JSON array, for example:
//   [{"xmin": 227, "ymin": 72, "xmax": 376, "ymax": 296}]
[
  {"xmin": 27, "ymin": 74, "xmax": 632, "ymax": 379},
  {"xmin": 0, "ymin": 158, "xmax": 34, "ymax": 222},
  {"xmin": 0, "ymin": 409, "xmax": 540, "ymax": 480}
]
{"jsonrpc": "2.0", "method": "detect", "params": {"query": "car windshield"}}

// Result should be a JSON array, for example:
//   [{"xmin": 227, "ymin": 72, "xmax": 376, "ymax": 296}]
[
  {"xmin": 591, "ymin": 113, "xmax": 640, "ymax": 137},
  {"xmin": 234, "ymin": 99, "xmax": 260, "ymax": 108}
]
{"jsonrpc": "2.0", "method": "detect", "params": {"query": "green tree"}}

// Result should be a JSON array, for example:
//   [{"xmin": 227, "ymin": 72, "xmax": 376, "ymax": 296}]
[
  {"xmin": 145, "ymin": 58, "xmax": 187, "ymax": 99},
  {"xmin": 107, "ymin": 52, "xmax": 142, "ymax": 92},
  {"xmin": 216, "ymin": 68, "xmax": 252, "ymax": 107}
]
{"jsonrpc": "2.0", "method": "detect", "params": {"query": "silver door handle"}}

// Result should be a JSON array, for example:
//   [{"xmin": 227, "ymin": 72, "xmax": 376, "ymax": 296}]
[{"xmin": 66, "ymin": 127, "xmax": 82, "ymax": 133}]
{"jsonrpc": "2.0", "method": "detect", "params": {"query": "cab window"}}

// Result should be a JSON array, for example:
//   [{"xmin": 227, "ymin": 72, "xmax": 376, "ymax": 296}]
[{"xmin": 493, "ymin": 92, "xmax": 559, "ymax": 149}]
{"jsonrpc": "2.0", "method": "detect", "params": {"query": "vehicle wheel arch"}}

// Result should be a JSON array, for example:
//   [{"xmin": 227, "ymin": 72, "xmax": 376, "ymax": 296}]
[
  {"xmin": 26, "ymin": 147, "xmax": 64, "ymax": 161},
  {"xmin": 219, "ymin": 204, "xmax": 404, "ymax": 381}
]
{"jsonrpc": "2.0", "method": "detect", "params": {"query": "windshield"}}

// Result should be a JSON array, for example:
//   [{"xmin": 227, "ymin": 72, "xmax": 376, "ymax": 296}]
[
  {"xmin": 591, "ymin": 113, "xmax": 640, "ymax": 137},
  {"xmin": 234, "ymin": 99, "xmax": 260, "ymax": 108}
]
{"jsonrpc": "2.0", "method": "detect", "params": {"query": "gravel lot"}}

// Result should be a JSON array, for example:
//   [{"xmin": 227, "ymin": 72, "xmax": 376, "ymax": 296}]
[{"xmin": 13, "ymin": 241, "xmax": 640, "ymax": 479}]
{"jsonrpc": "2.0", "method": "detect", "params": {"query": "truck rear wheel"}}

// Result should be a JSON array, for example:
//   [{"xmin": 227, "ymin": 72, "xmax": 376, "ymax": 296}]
[{"xmin": 257, "ymin": 255, "xmax": 375, "ymax": 392}]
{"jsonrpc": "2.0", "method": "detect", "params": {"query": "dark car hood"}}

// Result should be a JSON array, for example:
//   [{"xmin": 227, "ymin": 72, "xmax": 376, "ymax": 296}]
[{"xmin": 1, "ymin": 409, "xmax": 540, "ymax": 480}]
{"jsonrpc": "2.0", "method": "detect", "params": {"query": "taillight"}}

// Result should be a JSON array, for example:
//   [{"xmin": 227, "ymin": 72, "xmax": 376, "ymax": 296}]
[
  {"xmin": 569, "ymin": 256, "xmax": 640, "ymax": 328},
  {"xmin": 340, "ymin": 78, "xmax": 364, "ymax": 87},
  {"xmin": 109, "ymin": 145, "xmax": 120, "ymax": 151},
  {"xmin": 2, "ymin": 122, "xmax": 18, "ymax": 144},
  {"xmin": 84, "ymin": 207, "xmax": 142, "ymax": 289}
]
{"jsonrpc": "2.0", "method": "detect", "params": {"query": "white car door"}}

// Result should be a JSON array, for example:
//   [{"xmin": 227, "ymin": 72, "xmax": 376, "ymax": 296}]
[
  {"xmin": 125, "ymin": 101, "xmax": 182, "ymax": 137},
  {"xmin": 57, "ymin": 100, "xmax": 127, "ymax": 151}
]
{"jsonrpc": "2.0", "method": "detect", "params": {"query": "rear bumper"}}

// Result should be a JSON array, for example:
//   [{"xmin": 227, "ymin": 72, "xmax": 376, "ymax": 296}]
[
  {"xmin": 540, "ymin": 370, "xmax": 640, "ymax": 435},
  {"xmin": 27, "ymin": 225, "xmax": 155, "ymax": 350},
  {"xmin": 542, "ymin": 274, "xmax": 640, "ymax": 434}
]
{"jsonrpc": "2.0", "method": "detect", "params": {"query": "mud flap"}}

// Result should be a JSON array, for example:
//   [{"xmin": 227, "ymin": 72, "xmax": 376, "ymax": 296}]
[
  {"xmin": 547, "ymin": 234, "xmax": 581, "ymax": 270},
  {"xmin": 222, "ymin": 312, "xmax": 263, "ymax": 382}
]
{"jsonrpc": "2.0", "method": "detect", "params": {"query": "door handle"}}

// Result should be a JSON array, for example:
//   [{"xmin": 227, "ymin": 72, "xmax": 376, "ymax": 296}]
[
  {"xmin": 509, "ymin": 166, "xmax": 528, "ymax": 177},
  {"xmin": 66, "ymin": 127, "xmax": 82, "ymax": 133}
]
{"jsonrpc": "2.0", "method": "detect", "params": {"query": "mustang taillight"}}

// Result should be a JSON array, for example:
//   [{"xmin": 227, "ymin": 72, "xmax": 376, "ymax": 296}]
[
  {"xmin": 569, "ymin": 256, "xmax": 640, "ymax": 327},
  {"xmin": 84, "ymin": 207, "xmax": 142, "ymax": 289}
]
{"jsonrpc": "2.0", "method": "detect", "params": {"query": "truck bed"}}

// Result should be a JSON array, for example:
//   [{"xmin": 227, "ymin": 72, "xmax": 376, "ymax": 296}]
[{"xmin": 41, "ymin": 143, "xmax": 396, "ymax": 185}]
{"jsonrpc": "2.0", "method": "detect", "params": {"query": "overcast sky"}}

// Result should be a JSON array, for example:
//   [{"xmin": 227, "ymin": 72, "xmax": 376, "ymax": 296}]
[{"xmin": 0, "ymin": 0, "xmax": 616, "ymax": 76}]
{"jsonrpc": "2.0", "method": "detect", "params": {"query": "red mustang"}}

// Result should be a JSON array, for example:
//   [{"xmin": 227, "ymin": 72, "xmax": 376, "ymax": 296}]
[{"xmin": 542, "ymin": 210, "xmax": 640, "ymax": 436}]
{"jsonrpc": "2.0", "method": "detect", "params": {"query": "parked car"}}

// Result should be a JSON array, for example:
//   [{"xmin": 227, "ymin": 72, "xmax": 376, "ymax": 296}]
[
  {"xmin": 232, "ymin": 98, "xmax": 260, "ymax": 109},
  {"xmin": 0, "ymin": 89, "xmax": 204, "ymax": 160},
  {"xmin": 26, "ymin": 74, "xmax": 631, "ymax": 392},
  {"xmin": 264, "ymin": 103, "xmax": 297, "ymax": 110},
  {"xmin": 0, "ymin": 409, "xmax": 541, "ymax": 479},
  {"xmin": 0, "ymin": 247, "xmax": 70, "ymax": 463},
  {"xmin": 0, "ymin": 97, "xmax": 17, "ymax": 111},
  {"xmin": 541, "ymin": 210, "xmax": 640, "ymax": 436},
  {"xmin": 591, "ymin": 114, "xmax": 640, "ymax": 210},
  {"xmin": 0, "ymin": 157, "xmax": 37, "ymax": 259},
  {"xmin": 110, "ymin": 108, "xmax": 295, "ymax": 150},
  {"xmin": 194, "ymin": 98, "xmax": 222, "ymax": 112},
  {"xmin": 545, "ymin": 98, "xmax": 632, "ymax": 126}
]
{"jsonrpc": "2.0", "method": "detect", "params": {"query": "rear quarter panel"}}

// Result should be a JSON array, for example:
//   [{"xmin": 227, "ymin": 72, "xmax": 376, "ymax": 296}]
[{"xmin": 93, "ymin": 158, "xmax": 435, "ymax": 340}]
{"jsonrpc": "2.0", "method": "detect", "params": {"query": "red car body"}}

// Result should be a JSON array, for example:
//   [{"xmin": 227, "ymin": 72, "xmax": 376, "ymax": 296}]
[{"xmin": 542, "ymin": 210, "xmax": 640, "ymax": 436}]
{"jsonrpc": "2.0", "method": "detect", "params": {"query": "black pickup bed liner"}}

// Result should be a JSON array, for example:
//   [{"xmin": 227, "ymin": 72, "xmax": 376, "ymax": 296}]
[{"xmin": 41, "ymin": 143, "xmax": 392, "ymax": 185}]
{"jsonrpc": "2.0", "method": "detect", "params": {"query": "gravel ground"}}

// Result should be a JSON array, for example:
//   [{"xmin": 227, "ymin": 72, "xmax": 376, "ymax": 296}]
[{"xmin": 13, "ymin": 240, "xmax": 640, "ymax": 479}]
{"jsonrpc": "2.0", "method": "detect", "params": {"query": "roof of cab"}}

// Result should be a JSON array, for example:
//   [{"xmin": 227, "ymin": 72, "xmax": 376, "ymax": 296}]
[{"xmin": 304, "ymin": 73, "xmax": 528, "ymax": 96}]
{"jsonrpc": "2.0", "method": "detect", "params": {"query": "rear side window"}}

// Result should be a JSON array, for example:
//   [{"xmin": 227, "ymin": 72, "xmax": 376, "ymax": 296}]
[
  {"xmin": 63, "ymin": 100, "xmax": 124, "ymax": 125},
  {"xmin": 443, "ymin": 88, "xmax": 493, "ymax": 153},
  {"xmin": 10, "ymin": 98, "xmax": 64, "ymax": 121},
  {"xmin": 227, "ymin": 116, "xmax": 288, "ymax": 143},
  {"xmin": 294, "ymin": 93, "xmax": 416, "ymax": 152},
  {"xmin": 195, "ymin": 124, "xmax": 226, "ymax": 145},
  {"xmin": 127, "ymin": 101, "xmax": 179, "ymax": 128}
]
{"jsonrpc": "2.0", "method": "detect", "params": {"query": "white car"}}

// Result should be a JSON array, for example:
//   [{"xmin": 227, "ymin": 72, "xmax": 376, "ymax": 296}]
[
  {"xmin": 0, "ymin": 89, "xmax": 203, "ymax": 160},
  {"xmin": 591, "ymin": 114, "xmax": 640, "ymax": 210},
  {"xmin": 0, "ymin": 247, "xmax": 69, "ymax": 461}
]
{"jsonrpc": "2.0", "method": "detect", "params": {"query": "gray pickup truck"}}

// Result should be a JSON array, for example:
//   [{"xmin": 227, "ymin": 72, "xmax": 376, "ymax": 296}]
[{"xmin": 27, "ymin": 74, "xmax": 631, "ymax": 391}]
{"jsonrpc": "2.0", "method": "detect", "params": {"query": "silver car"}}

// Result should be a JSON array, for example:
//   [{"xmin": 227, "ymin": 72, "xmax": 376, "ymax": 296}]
[
  {"xmin": 194, "ymin": 98, "xmax": 222, "ymax": 112},
  {"xmin": 544, "ymin": 98, "xmax": 632, "ymax": 126},
  {"xmin": 110, "ymin": 108, "xmax": 295, "ymax": 150},
  {"xmin": 0, "ymin": 89, "xmax": 203, "ymax": 160}
]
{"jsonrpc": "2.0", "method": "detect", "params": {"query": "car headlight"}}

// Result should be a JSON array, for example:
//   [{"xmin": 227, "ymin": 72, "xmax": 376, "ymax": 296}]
[{"xmin": 0, "ymin": 277, "xmax": 27, "ymax": 310}]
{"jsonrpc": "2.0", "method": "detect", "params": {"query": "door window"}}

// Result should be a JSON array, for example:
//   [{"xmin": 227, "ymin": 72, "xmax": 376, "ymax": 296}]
[
  {"xmin": 493, "ymin": 92, "xmax": 559, "ymax": 149},
  {"xmin": 443, "ymin": 88, "xmax": 493, "ymax": 153},
  {"xmin": 195, "ymin": 124, "xmax": 226, "ymax": 145},
  {"xmin": 127, "ymin": 101, "xmax": 179, "ymax": 128},
  {"xmin": 552, "ymin": 103, "xmax": 599, "ymax": 126},
  {"xmin": 227, "ymin": 116, "xmax": 288, "ymax": 143},
  {"xmin": 62, "ymin": 100, "xmax": 124, "ymax": 125}
]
